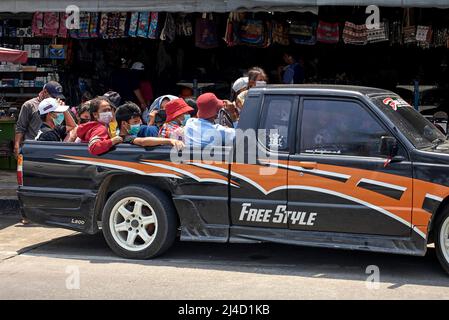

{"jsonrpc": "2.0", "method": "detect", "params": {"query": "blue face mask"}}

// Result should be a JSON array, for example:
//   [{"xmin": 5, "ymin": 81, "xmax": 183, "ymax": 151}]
[
  {"xmin": 53, "ymin": 113, "xmax": 64, "ymax": 126},
  {"xmin": 128, "ymin": 124, "xmax": 141, "ymax": 136},
  {"xmin": 182, "ymin": 114, "xmax": 191, "ymax": 126}
]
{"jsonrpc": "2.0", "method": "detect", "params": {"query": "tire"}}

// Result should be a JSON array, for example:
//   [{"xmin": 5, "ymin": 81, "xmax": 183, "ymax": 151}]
[
  {"xmin": 102, "ymin": 185, "xmax": 177, "ymax": 259},
  {"xmin": 434, "ymin": 208, "xmax": 449, "ymax": 275}
]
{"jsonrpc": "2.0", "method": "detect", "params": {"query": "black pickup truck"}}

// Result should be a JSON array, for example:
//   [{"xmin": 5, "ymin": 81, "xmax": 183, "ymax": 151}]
[{"xmin": 18, "ymin": 85, "xmax": 449, "ymax": 274}]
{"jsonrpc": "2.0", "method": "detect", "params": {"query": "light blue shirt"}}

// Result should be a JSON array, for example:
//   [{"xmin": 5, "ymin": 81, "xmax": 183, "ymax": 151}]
[{"xmin": 184, "ymin": 118, "xmax": 235, "ymax": 148}]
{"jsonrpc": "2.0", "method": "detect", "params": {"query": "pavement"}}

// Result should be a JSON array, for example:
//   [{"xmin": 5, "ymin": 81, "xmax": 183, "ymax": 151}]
[
  {"xmin": 0, "ymin": 170, "xmax": 18, "ymax": 215},
  {"xmin": 0, "ymin": 214, "xmax": 449, "ymax": 299}
]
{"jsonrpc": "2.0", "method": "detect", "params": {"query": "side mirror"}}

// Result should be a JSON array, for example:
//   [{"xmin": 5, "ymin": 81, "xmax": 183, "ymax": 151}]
[{"xmin": 380, "ymin": 136, "xmax": 398, "ymax": 157}]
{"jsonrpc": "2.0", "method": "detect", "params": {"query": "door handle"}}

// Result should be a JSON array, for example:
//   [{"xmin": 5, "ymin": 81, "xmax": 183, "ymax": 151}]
[{"xmin": 298, "ymin": 161, "xmax": 317, "ymax": 170}]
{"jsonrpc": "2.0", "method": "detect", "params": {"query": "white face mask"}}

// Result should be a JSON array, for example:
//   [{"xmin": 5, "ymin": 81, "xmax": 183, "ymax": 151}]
[
  {"xmin": 98, "ymin": 111, "xmax": 113, "ymax": 125},
  {"xmin": 255, "ymin": 81, "xmax": 267, "ymax": 87}
]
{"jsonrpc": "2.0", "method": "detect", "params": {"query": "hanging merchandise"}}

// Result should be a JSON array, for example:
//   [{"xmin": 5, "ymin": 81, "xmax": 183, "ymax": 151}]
[
  {"xmin": 434, "ymin": 28, "xmax": 449, "ymax": 48},
  {"xmin": 176, "ymin": 14, "xmax": 193, "ymax": 37},
  {"xmin": 224, "ymin": 12, "xmax": 240, "ymax": 47},
  {"xmin": 342, "ymin": 21, "xmax": 368, "ymax": 45},
  {"xmin": 195, "ymin": 13, "xmax": 219, "ymax": 49},
  {"xmin": 58, "ymin": 13, "xmax": 68, "ymax": 38},
  {"xmin": 316, "ymin": 21, "xmax": 339, "ymax": 44},
  {"xmin": 106, "ymin": 13, "xmax": 121, "ymax": 39},
  {"xmin": 272, "ymin": 21, "xmax": 289, "ymax": 46},
  {"xmin": 367, "ymin": 21, "xmax": 389, "ymax": 43},
  {"xmin": 289, "ymin": 19, "xmax": 317, "ymax": 45},
  {"xmin": 402, "ymin": 8, "xmax": 416, "ymax": 45},
  {"xmin": 416, "ymin": 25, "xmax": 433, "ymax": 48},
  {"xmin": 137, "ymin": 12, "xmax": 150, "ymax": 38},
  {"xmin": 128, "ymin": 12, "xmax": 139, "ymax": 37},
  {"xmin": 77, "ymin": 12, "xmax": 91, "ymax": 38},
  {"xmin": 89, "ymin": 13, "xmax": 99, "ymax": 38},
  {"xmin": 42, "ymin": 12, "xmax": 59, "ymax": 37},
  {"xmin": 117, "ymin": 12, "xmax": 128, "ymax": 38},
  {"xmin": 389, "ymin": 20, "xmax": 402, "ymax": 46},
  {"xmin": 99, "ymin": 13, "xmax": 109, "ymax": 38},
  {"xmin": 160, "ymin": 13, "xmax": 176, "ymax": 43},
  {"xmin": 32, "ymin": 12, "xmax": 44, "ymax": 37},
  {"xmin": 238, "ymin": 17, "xmax": 265, "ymax": 46},
  {"xmin": 148, "ymin": 12, "xmax": 159, "ymax": 39}
]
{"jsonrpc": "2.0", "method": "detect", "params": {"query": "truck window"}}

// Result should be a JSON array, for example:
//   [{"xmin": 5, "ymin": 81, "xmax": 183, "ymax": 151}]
[
  {"xmin": 300, "ymin": 99, "xmax": 389, "ymax": 157},
  {"xmin": 259, "ymin": 95, "xmax": 294, "ymax": 152}
]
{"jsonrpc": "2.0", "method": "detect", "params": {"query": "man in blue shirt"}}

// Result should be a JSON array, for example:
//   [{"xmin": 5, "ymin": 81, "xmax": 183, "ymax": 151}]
[
  {"xmin": 184, "ymin": 93, "xmax": 235, "ymax": 148},
  {"xmin": 280, "ymin": 52, "xmax": 305, "ymax": 84}
]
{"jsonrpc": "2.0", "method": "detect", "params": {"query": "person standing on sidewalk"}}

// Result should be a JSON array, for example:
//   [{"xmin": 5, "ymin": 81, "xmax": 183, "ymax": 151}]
[{"xmin": 14, "ymin": 81, "xmax": 66, "ymax": 157}]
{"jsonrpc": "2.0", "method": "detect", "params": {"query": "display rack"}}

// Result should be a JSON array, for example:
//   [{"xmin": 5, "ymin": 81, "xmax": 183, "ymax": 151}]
[{"xmin": 0, "ymin": 14, "xmax": 64, "ymax": 108}]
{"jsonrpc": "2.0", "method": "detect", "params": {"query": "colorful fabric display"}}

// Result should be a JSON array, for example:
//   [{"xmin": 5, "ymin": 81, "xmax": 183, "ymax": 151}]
[
  {"xmin": 58, "ymin": 13, "xmax": 68, "ymax": 38},
  {"xmin": 367, "ymin": 21, "xmax": 389, "ymax": 43},
  {"xmin": 99, "ymin": 13, "xmax": 109, "ymax": 38},
  {"xmin": 42, "ymin": 12, "xmax": 59, "ymax": 37},
  {"xmin": 32, "ymin": 12, "xmax": 44, "ymax": 36},
  {"xmin": 272, "ymin": 21, "xmax": 289, "ymax": 46},
  {"xmin": 342, "ymin": 21, "xmax": 368, "ymax": 45},
  {"xmin": 238, "ymin": 19, "xmax": 265, "ymax": 46},
  {"xmin": 289, "ymin": 21, "xmax": 317, "ymax": 45},
  {"xmin": 148, "ymin": 12, "xmax": 159, "ymax": 39},
  {"xmin": 317, "ymin": 21, "xmax": 339, "ymax": 44},
  {"xmin": 89, "ymin": 13, "xmax": 99, "ymax": 38},
  {"xmin": 128, "ymin": 12, "xmax": 139, "ymax": 37},
  {"xmin": 77, "ymin": 12, "xmax": 91, "ymax": 38},
  {"xmin": 137, "ymin": 12, "xmax": 150, "ymax": 38}
]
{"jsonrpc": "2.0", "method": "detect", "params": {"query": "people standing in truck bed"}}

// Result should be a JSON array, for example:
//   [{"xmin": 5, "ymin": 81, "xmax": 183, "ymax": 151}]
[{"xmin": 159, "ymin": 98, "xmax": 193, "ymax": 141}]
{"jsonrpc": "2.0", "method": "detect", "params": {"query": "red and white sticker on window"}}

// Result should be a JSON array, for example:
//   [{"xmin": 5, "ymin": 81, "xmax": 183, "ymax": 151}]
[{"xmin": 383, "ymin": 97, "xmax": 411, "ymax": 110}]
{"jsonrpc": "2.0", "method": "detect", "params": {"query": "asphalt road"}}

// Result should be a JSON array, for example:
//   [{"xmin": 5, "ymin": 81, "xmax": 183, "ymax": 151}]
[{"xmin": 0, "ymin": 215, "xmax": 449, "ymax": 299}]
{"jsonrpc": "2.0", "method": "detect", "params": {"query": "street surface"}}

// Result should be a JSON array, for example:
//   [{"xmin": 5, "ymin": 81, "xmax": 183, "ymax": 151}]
[{"xmin": 0, "ymin": 215, "xmax": 448, "ymax": 299}]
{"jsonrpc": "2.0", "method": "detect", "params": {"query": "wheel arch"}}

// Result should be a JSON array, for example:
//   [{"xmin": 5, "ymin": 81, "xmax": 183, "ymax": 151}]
[{"xmin": 428, "ymin": 196, "xmax": 449, "ymax": 243}]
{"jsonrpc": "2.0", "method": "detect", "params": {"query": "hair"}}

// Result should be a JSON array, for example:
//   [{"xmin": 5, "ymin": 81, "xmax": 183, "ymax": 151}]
[
  {"xmin": 40, "ymin": 113, "xmax": 48, "ymax": 122},
  {"xmin": 89, "ymin": 96, "xmax": 110, "ymax": 119},
  {"xmin": 78, "ymin": 103, "xmax": 91, "ymax": 117},
  {"xmin": 247, "ymin": 67, "xmax": 267, "ymax": 85},
  {"xmin": 115, "ymin": 101, "xmax": 142, "ymax": 128},
  {"xmin": 184, "ymin": 98, "xmax": 198, "ymax": 117},
  {"xmin": 81, "ymin": 91, "xmax": 93, "ymax": 103}
]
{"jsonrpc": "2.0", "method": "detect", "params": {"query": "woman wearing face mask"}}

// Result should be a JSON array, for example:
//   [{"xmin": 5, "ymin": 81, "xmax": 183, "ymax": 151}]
[
  {"xmin": 76, "ymin": 96, "xmax": 123, "ymax": 155},
  {"xmin": 35, "ymin": 98, "xmax": 77, "ymax": 142},
  {"xmin": 159, "ymin": 99, "xmax": 194, "ymax": 140}
]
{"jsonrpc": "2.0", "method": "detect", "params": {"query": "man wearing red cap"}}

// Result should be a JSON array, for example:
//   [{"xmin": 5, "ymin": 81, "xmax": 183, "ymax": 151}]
[
  {"xmin": 159, "ymin": 98, "xmax": 193, "ymax": 140},
  {"xmin": 184, "ymin": 93, "xmax": 236, "ymax": 148}
]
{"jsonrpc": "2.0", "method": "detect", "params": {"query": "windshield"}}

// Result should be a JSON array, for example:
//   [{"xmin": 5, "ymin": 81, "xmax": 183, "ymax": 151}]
[{"xmin": 372, "ymin": 95, "xmax": 447, "ymax": 149}]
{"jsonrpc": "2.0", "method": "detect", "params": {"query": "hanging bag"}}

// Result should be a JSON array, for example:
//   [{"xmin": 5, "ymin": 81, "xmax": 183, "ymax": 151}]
[
  {"xmin": 99, "ymin": 13, "xmax": 109, "ymax": 38},
  {"xmin": 58, "ymin": 13, "xmax": 68, "ymax": 38},
  {"xmin": 137, "ymin": 12, "xmax": 150, "ymax": 38},
  {"xmin": 289, "ymin": 19, "xmax": 317, "ymax": 45},
  {"xmin": 128, "ymin": 12, "xmax": 139, "ymax": 37},
  {"xmin": 195, "ymin": 13, "xmax": 219, "ymax": 49},
  {"xmin": 238, "ymin": 18, "xmax": 265, "ymax": 46},
  {"xmin": 148, "ymin": 12, "xmax": 159, "ymax": 39},
  {"xmin": 342, "ymin": 21, "xmax": 368, "ymax": 45},
  {"xmin": 224, "ymin": 12, "xmax": 240, "ymax": 47},
  {"xmin": 32, "ymin": 12, "xmax": 44, "ymax": 37},
  {"xmin": 402, "ymin": 8, "xmax": 416, "ymax": 45},
  {"xmin": 317, "ymin": 21, "xmax": 339, "ymax": 44},
  {"xmin": 416, "ymin": 25, "xmax": 432, "ymax": 48},
  {"xmin": 367, "ymin": 20, "xmax": 389, "ymax": 43},
  {"xmin": 160, "ymin": 13, "xmax": 176, "ymax": 42},
  {"xmin": 272, "ymin": 21, "xmax": 290, "ymax": 46},
  {"xmin": 77, "ymin": 12, "xmax": 90, "ymax": 38}
]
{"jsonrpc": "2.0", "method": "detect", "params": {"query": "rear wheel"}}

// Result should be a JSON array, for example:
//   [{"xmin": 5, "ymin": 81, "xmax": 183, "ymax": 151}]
[
  {"xmin": 434, "ymin": 208, "xmax": 449, "ymax": 275},
  {"xmin": 102, "ymin": 185, "xmax": 177, "ymax": 259}
]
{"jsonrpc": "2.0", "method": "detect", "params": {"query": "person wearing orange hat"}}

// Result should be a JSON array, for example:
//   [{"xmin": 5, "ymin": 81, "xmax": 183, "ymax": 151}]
[
  {"xmin": 159, "ymin": 98, "xmax": 193, "ymax": 140},
  {"xmin": 184, "ymin": 93, "xmax": 236, "ymax": 148}
]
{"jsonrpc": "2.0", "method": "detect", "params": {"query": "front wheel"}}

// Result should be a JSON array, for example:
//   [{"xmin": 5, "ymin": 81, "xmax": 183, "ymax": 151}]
[
  {"xmin": 434, "ymin": 208, "xmax": 449, "ymax": 275},
  {"xmin": 102, "ymin": 185, "xmax": 177, "ymax": 259}
]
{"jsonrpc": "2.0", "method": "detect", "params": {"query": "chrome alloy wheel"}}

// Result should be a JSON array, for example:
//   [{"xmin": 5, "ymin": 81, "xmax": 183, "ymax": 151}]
[{"xmin": 109, "ymin": 197, "xmax": 158, "ymax": 252}]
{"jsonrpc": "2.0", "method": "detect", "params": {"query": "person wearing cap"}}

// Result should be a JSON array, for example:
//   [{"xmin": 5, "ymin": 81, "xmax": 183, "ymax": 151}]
[
  {"xmin": 14, "ymin": 81, "xmax": 65, "ymax": 157},
  {"xmin": 159, "ymin": 98, "xmax": 193, "ymax": 140},
  {"xmin": 184, "ymin": 93, "xmax": 236, "ymax": 148},
  {"xmin": 76, "ymin": 96, "xmax": 123, "ymax": 155},
  {"xmin": 35, "ymin": 98, "xmax": 76, "ymax": 142},
  {"xmin": 235, "ymin": 67, "xmax": 267, "ymax": 111},
  {"xmin": 230, "ymin": 77, "xmax": 248, "ymax": 102},
  {"xmin": 115, "ymin": 102, "xmax": 184, "ymax": 150},
  {"xmin": 110, "ymin": 60, "xmax": 146, "ymax": 110}
]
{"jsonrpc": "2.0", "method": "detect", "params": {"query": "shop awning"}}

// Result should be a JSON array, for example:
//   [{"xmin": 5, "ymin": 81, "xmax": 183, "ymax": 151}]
[
  {"xmin": 0, "ymin": 0, "xmax": 448, "ymax": 13},
  {"xmin": 0, "ymin": 47, "xmax": 28, "ymax": 64}
]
